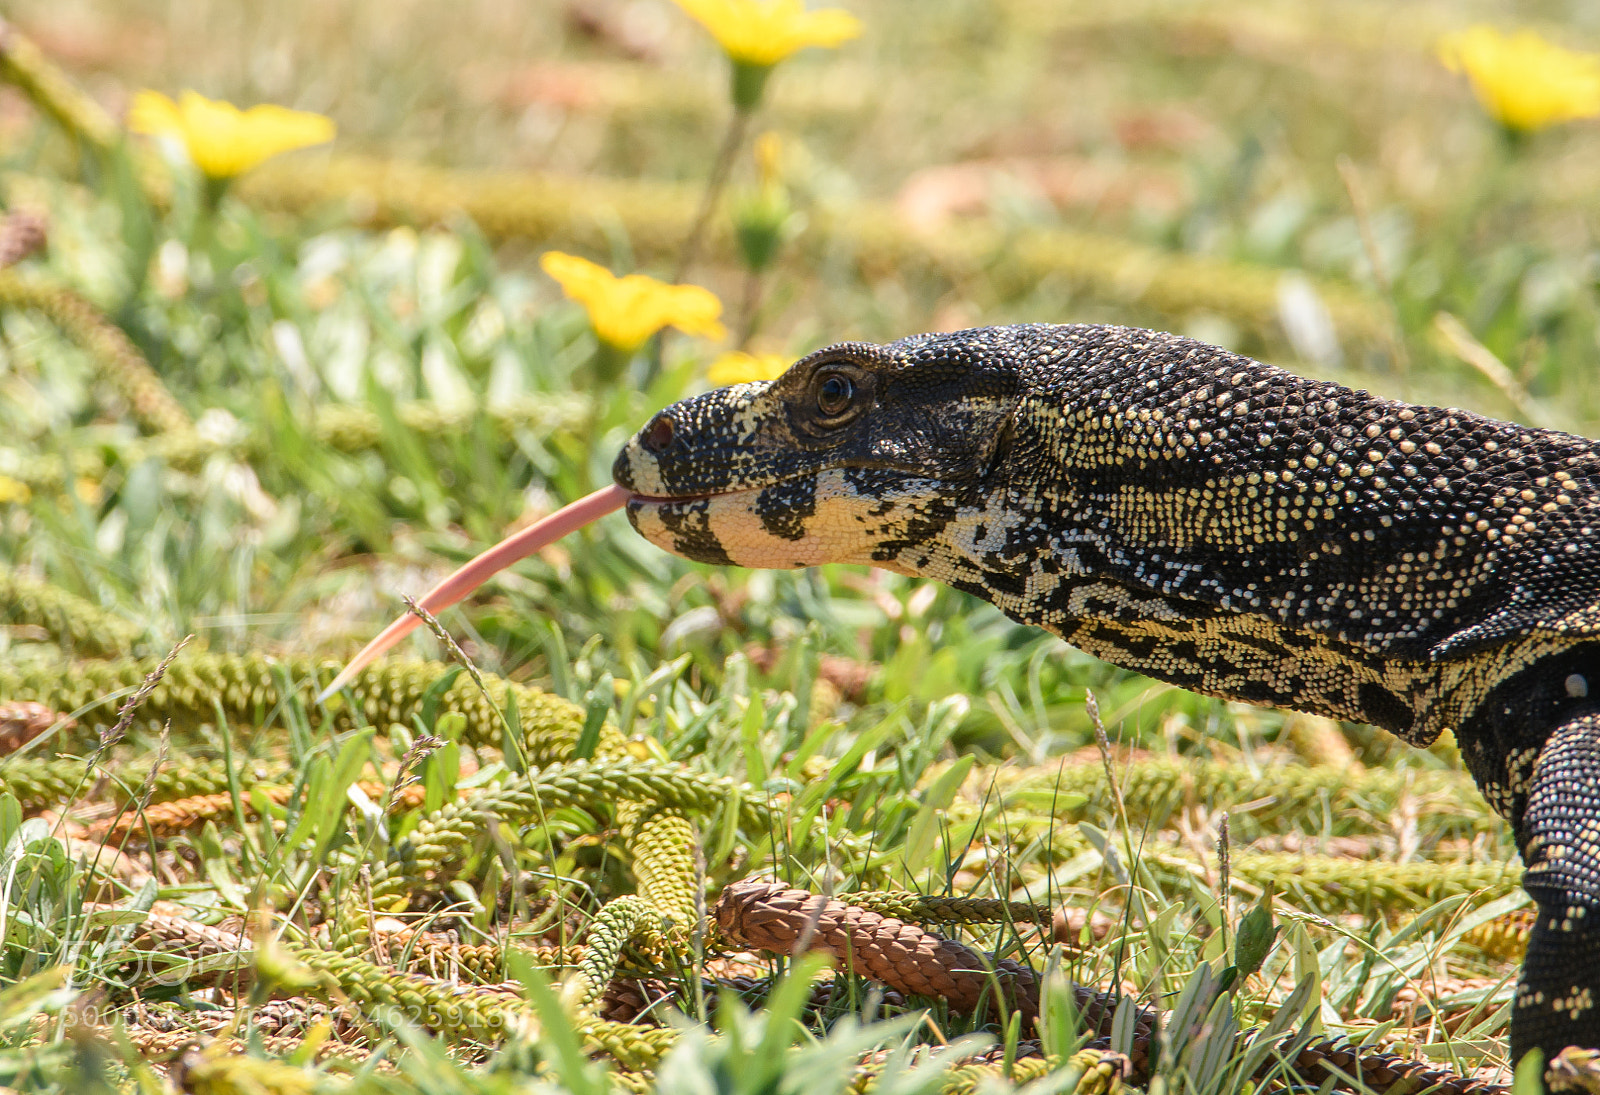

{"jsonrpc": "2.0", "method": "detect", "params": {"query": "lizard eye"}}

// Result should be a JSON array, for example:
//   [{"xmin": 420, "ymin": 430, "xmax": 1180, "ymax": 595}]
[{"xmin": 815, "ymin": 372, "xmax": 856, "ymax": 417}]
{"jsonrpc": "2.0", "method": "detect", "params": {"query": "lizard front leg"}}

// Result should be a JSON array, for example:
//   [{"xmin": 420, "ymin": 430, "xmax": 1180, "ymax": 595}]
[{"xmin": 1510, "ymin": 713, "xmax": 1600, "ymax": 1067}]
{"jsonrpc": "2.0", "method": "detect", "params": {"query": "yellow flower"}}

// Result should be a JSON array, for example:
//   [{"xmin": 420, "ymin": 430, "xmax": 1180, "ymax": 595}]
[
  {"xmin": 707, "ymin": 351, "xmax": 789, "ymax": 385},
  {"xmin": 540, "ymin": 252, "xmax": 726, "ymax": 352},
  {"xmin": 671, "ymin": 0, "xmax": 861, "ymax": 68},
  {"xmin": 754, "ymin": 131, "xmax": 786, "ymax": 187},
  {"xmin": 129, "ymin": 90, "xmax": 336, "ymax": 178},
  {"xmin": 1437, "ymin": 26, "xmax": 1600, "ymax": 132},
  {"xmin": 0, "ymin": 475, "xmax": 30, "ymax": 504}
]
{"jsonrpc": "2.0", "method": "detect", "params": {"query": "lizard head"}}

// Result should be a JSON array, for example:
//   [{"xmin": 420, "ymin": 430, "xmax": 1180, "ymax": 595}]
[
  {"xmin": 614, "ymin": 332, "xmax": 1022, "ymax": 571},
  {"xmin": 320, "ymin": 327, "xmax": 1039, "ymax": 695}
]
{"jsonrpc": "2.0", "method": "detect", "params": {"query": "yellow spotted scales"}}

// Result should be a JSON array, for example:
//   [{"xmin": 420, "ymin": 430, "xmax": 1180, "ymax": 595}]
[{"xmin": 612, "ymin": 323, "xmax": 1600, "ymax": 1067}]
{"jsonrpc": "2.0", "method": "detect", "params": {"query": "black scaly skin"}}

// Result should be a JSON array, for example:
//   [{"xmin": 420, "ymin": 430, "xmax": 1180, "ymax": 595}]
[{"xmin": 613, "ymin": 323, "xmax": 1600, "ymax": 1066}]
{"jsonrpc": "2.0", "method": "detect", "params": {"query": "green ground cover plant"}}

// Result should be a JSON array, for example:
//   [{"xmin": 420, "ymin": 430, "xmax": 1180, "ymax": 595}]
[{"xmin": 0, "ymin": 1, "xmax": 1595, "ymax": 1090}]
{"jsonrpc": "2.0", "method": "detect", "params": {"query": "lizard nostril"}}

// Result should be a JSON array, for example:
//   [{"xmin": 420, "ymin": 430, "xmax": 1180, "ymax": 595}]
[{"xmin": 643, "ymin": 414, "xmax": 675, "ymax": 453}]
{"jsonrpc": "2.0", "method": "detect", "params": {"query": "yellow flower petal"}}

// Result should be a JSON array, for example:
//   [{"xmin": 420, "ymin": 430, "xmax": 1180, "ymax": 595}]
[
  {"xmin": 0, "ymin": 474, "xmax": 30, "ymax": 505},
  {"xmin": 707, "ymin": 351, "xmax": 789, "ymax": 385},
  {"xmin": 1437, "ymin": 26, "xmax": 1600, "ymax": 132},
  {"xmin": 129, "ymin": 89, "xmax": 335, "ymax": 178},
  {"xmin": 671, "ymin": 0, "xmax": 861, "ymax": 67},
  {"xmin": 540, "ymin": 252, "xmax": 727, "ymax": 352},
  {"xmin": 754, "ymin": 131, "xmax": 785, "ymax": 187},
  {"xmin": 128, "ymin": 90, "xmax": 184, "ymax": 136}
]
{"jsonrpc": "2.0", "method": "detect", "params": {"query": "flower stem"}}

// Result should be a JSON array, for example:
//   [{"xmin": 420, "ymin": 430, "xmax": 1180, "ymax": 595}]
[
  {"xmin": 590, "ymin": 342, "xmax": 629, "ymax": 387},
  {"xmin": 189, "ymin": 174, "xmax": 232, "ymax": 264},
  {"xmin": 673, "ymin": 106, "xmax": 751, "ymax": 282},
  {"xmin": 736, "ymin": 267, "xmax": 764, "ymax": 350}
]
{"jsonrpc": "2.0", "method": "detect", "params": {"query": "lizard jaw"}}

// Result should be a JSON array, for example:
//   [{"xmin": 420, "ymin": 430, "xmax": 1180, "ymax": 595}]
[
  {"xmin": 625, "ymin": 469, "xmax": 926, "ymax": 570},
  {"xmin": 627, "ymin": 485, "xmax": 838, "ymax": 569}
]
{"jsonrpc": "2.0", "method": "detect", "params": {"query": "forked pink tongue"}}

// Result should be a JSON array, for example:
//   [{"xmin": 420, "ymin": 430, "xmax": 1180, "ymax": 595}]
[{"xmin": 317, "ymin": 484, "xmax": 630, "ymax": 702}]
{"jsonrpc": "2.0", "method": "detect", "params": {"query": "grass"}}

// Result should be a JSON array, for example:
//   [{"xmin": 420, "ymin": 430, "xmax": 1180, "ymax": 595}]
[{"xmin": 0, "ymin": 0, "xmax": 1589, "ymax": 1090}]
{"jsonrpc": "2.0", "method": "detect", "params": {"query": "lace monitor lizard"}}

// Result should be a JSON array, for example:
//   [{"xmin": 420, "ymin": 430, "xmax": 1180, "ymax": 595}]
[{"xmin": 612, "ymin": 323, "xmax": 1600, "ymax": 1066}]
